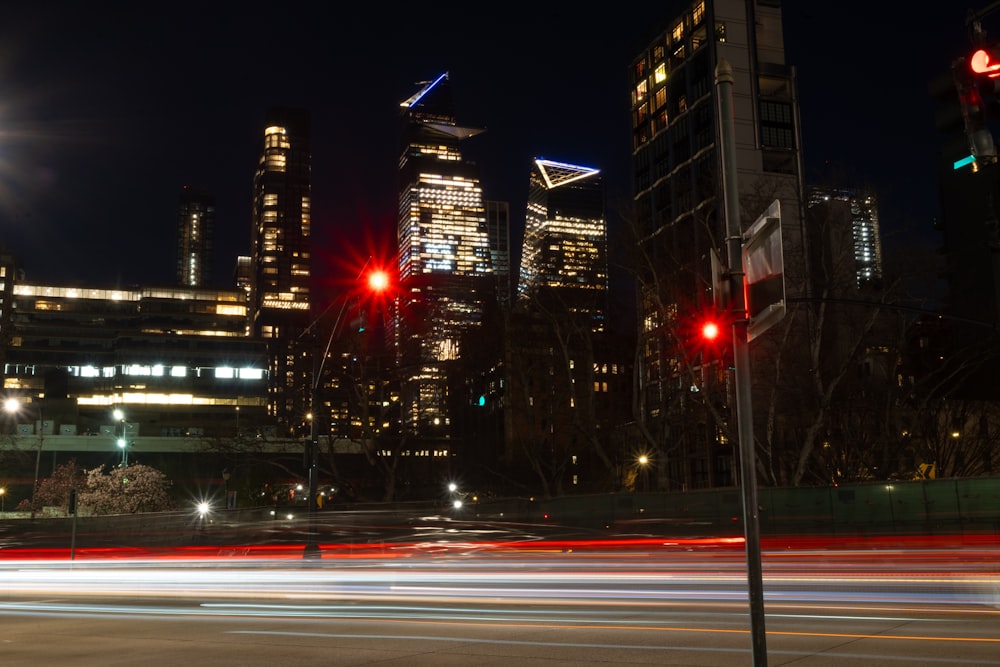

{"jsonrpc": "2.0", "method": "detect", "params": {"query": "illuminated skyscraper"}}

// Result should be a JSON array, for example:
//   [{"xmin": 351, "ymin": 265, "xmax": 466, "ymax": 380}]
[
  {"xmin": 517, "ymin": 158, "xmax": 607, "ymax": 331},
  {"xmin": 396, "ymin": 73, "xmax": 493, "ymax": 438},
  {"xmin": 807, "ymin": 186, "xmax": 883, "ymax": 290},
  {"xmin": 506, "ymin": 158, "xmax": 619, "ymax": 492},
  {"xmin": 176, "ymin": 186, "xmax": 215, "ymax": 288},
  {"xmin": 250, "ymin": 107, "xmax": 312, "ymax": 430}
]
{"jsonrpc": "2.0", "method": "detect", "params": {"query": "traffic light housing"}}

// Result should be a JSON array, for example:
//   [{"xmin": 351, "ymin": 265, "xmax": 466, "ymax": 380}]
[
  {"xmin": 952, "ymin": 44, "xmax": 1000, "ymax": 167},
  {"xmin": 970, "ymin": 45, "xmax": 1000, "ymax": 79},
  {"xmin": 681, "ymin": 306, "xmax": 729, "ymax": 365}
]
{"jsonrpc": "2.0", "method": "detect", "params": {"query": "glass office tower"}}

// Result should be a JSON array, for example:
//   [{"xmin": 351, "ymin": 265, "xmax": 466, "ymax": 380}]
[
  {"xmin": 396, "ymin": 73, "xmax": 493, "ymax": 438},
  {"xmin": 517, "ymin": 158, "xmax": 607, "ymax": 332},
  {"xmin": 807, "ymin": 186, "xmax": 884, "ymax": 290}
]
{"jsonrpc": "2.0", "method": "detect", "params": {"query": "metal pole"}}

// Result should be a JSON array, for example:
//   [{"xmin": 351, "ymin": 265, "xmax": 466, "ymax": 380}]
[
  {"xmin": 716, "ymin": 57, "xmax": 768, "ymax": 666},
  {"xmin": 303, "ymin": 370, "xmax": 321, "ymax": 559},
  {"xmin": 30, "ymin": 406, "xmax": 43, "ymax": 520},
  {"xmin": 302, "ymin": 258, "xmax": 372, "ymax": 560},
  {"xmin": 121, "ymin": 418, "xmax": 129, "ymax": 467}
]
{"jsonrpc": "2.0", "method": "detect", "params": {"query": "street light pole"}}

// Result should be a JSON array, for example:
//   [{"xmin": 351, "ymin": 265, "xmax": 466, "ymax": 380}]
[
  {"xmin": 304, "ymin": 287, "xmax": 358, "ymax": 559},
  {"xmin": 114, "ymin": 408, "xmax": 128, "ymax": 467},
  {"xmin": 31, "ymin": 406, "xmax": 43, "ymax": 519},
  {"xmin": 301, "ymin": 258, "xmax": 390, "ymax": 559}
]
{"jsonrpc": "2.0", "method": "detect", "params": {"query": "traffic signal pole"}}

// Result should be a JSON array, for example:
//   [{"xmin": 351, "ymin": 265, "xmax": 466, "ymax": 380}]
[{"xmin": 716, "ymin": 58, "xmax": 768, "ymax": 666}]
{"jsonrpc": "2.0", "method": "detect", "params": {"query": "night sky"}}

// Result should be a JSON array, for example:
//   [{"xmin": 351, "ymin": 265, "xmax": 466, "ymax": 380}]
[{"xmin": 0, "ymin": 1, "xmax": 978, "ymax": 305}]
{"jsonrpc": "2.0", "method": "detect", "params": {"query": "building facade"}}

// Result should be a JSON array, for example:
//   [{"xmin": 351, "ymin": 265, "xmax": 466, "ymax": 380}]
[
  {"xmin": 517, "ymin": 158, "xmax": 608, "ymax": 331},
  {"xmin": 0, "ymin": 245, "xmax": 17, "ymax": 374},
  {"xmin": 806, "ymin": 186, "xmax": 883, "ymax": 290},
  {"xmin": 396, "ymin": 73, "xmax": 494, "ymax": 439},
  {"xmin": 630, "ymin": 0, "xmax": 806, "ymax": 490},
  {"xmin": 506, "ymin": 157, "xmax": 626, "ymax": 493},
  {"xmin": 249, "ymin": 107, "xmax": 313, "ymax": 433},
  {"xmin": 2, "ymin": 280, "xmax": 269, "ymax": 438},
  {"xmin": 176, "ymin": 186, "xmax": 215, "ymax": 288}
]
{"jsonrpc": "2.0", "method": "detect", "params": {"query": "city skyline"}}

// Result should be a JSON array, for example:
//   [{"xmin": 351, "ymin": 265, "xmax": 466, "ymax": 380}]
[
  {"xmin": 0, "ymin": 1, "xmax": 975, "ymax": 299},
  {"xmin": 2, "ymin": 0, "xmax": 998, "ymax": 505}
]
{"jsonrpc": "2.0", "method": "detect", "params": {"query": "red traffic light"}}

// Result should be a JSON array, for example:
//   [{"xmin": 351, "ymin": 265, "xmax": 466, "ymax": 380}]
[
  {"xmin": 971, "ymin": 48, "xmax": 1000, "ymax": 78},
  {"xmin": 701, "ymin": 320, "xmax": 721, "ymax": 341},
  {"xmin": 367, "ymin": 269, "xmax": 389, "ymax": 292}
]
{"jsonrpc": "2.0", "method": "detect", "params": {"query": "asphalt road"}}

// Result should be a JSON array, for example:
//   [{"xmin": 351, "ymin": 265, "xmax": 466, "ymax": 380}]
[{"xmin": 0, "ymin": 543, "xmax": 997, "ymax": 666}]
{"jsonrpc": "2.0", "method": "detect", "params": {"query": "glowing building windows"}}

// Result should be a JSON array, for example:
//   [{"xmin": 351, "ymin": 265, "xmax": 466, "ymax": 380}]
[
  {"xmin": 263, "ymin": 126, "xmax": 290, "ymax": 149},
  {"xmin": 266, "ymin": 153, "xmax": 286, "ymax": 171},
  {"xmin": 635, "ymin": 79, "xmax": 647, "ymax": 103}
]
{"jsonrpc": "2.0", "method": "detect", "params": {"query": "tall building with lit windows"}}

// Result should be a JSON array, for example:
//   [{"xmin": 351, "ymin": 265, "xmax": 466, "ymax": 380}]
[
  {"xmin": 396, "ymin": 73, "xmax": 494, "ymax": 439},
  {"xmin": 176, "ymin": 186, "xmax": 215, "ymax": 287},
  {"xmin": 250, "ymin": 107, "xmax": 312, "ymax": 431},
  {"xmin": 806, "ymin": 186, "xmax": 883, "ymax": 290},
  {"xmin": 517, "ymin": 158, "xmax": 607, "ymax": 331},
  {"xmin": 630, "ymin": 0, "xmax": 805, "ymax": 490},
  {"xmin": 506, "ymin": 158, "xmax": 622, "ymax": 492}
]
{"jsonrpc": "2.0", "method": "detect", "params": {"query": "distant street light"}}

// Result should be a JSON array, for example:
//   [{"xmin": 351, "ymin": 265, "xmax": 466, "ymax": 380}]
[
  {"xmin": 0, "ymin": 486, "xmax": 6, "ymax": 513},
  {"xmin": 637, "ymin": 454, "xmax": 651, "ymax": 492},
  {"xmin": 4, "ymin": 398, "xmax": 44, "ymax": 519}
]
